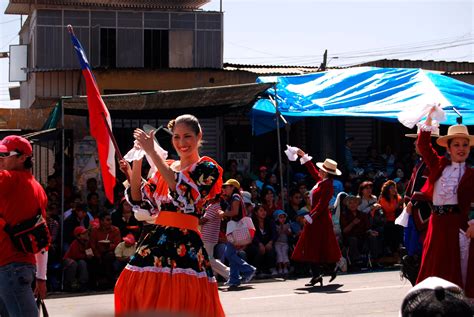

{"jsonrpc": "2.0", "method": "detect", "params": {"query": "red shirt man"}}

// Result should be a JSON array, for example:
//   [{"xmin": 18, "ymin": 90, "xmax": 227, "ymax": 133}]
[{"xmin": 0, "ymin": 135, "xmax": 48, "ymax": 315}]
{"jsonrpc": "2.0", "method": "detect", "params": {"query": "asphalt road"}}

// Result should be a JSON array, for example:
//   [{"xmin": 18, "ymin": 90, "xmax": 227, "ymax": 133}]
[{"xmin": 44, "ymin": 270, "xmax": 412, "ymax": 316}]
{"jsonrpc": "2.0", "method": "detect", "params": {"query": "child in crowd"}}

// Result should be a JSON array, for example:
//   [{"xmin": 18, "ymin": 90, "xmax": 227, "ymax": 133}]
[
  {"xmin": 114, "ymin": 233, "xmax": 137, "ymax": 275},
  {"xmin": 200, "ymin": 196, "xmax": 230, "ymax": 280},
  {"xmin": 290, "ymin": 209, "xmax": 309, "ymax": 245},
  {"xmin": 63, "ymin": 226, "xmax": 93, "ymax": 291},
  {"xmin": 274, "ymin": 210, "xmax": 291, "ymax": 276}
]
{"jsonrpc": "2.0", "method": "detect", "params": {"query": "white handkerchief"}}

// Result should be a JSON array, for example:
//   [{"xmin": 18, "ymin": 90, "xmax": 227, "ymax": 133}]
[
  {"xmin": 124, "ymin": 139, "xmax": 168, "ymax": 175},
  {"xmin": 304, "ymin": 214, "xmax": 313, "ymax": 224},
  {"xmin": 398, "ymin": 103, "xmax": 446, "ymax": 129},
  {"xmin": 395, "ymin": 209, "xmax": 410, "ymax": 228},
  {"xmin": 284, "ymin": 145, "xmax": 299, "ymax": 161}
]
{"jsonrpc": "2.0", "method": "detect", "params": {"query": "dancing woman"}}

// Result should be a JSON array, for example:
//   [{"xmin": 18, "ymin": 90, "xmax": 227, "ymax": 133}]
[
  {"xmin": 416, "ymin": 108, "xmax": 474, "ymax": 298},
  {"xmin": 115, "ymin": 114, "xmax": 225, "ymax": 316},
  {"xmin": 291, "ymin": 149, "xmax": 342, "ymax": 286}
]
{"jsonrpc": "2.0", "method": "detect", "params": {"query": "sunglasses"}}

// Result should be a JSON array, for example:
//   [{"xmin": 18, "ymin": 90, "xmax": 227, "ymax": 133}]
[{"xmin": 0, "ymin": 151, "xmax": 19, "ymax": 158}]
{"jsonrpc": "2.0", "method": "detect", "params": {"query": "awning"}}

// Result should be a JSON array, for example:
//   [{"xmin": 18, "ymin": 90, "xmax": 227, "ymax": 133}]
[
  {"xmin": 251, "ymin": 67, "xmax": 474, "ymax": 135},
  {"xmin": 62, "ymin": 83, "xmax": 273, "ymax": 118}
]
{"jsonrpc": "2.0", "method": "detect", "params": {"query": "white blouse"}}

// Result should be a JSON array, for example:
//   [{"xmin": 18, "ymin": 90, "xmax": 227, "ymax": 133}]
[{"xmin": 433, "ymin": 162, "xmax": 466, "ymax": 206}]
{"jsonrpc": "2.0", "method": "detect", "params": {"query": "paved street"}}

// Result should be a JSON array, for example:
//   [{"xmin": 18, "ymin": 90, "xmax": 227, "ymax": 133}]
[{"xmin": 45, "ymin": 270, "xmax": 412, "ymax": 316}]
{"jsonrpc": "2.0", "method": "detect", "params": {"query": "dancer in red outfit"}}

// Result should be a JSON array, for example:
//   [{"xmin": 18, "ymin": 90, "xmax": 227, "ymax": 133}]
[
  {"xmin": 416, "ymin": 108, "xmax": 474, "ymax": 298},
  {"xmin": 291, "ymin": 149, "xmax": 342, "ymax": 286}
]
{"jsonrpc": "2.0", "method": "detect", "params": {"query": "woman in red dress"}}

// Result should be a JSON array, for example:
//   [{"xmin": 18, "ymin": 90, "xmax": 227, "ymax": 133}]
[
  {"xmin": 416, "ymin": 109, "xmax": 474, "ymax": 298},
  {"xmin": 291, "ymin": 149, "xmax": 342, "ymax": 286}
]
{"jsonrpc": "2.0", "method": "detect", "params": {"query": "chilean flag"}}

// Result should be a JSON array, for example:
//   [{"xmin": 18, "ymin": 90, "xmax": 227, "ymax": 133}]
[{"xmin": 69, "ymin": 27, "xmax": 116, "ymax": 204}]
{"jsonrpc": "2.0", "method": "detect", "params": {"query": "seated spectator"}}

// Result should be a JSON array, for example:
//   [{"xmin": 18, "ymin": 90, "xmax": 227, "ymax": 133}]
[
  {"xmin": 63, "ymin": 226, "xmax": 93, "ymax": 291},
  {"xmin": 332, "ymin": 192, "xmax": 348, "ymax": 246},
  {"xmin": 285, "ymin": 189, "xmax": 303, "ymax": 222},
  {"xmin": 340, "ymin": 195, "xmax": 369, "ymax": 267},
  {"xmin": 46, "ymin": 202, "xmax": 61, "ymax": 290},
  {"xmin": 290, "ymin": 209, "xmax": 309, "ymax": 245},
  {"xmin": 86, "ymin": 192, "xmax": 105, "ymax": 218},
  {"xmin": 63, "ymin": 194, "xmax": 94, "ymax": 221},
  {"xmin": 379, "ymin": 180, "xmax": 403, "ymax": 257},
  {"xmin": 114, "ymin": 233, "xmax": 137, "ymax": 276},
  {"xmin": 366, "ymin": 202, "xmax": 386, "ymax": 266},
  {"xmin": 246, "ymin": 204, "xmax": 277, "ymax": 277},
  {"xmin": 357, "ymin": 181, "xmax": 379, "ymax": 214},
  {"xmin": 255, "ymin": 166, "xmax": 268, "ymax": 191},
  {"xmin": 224, "ymin": 159, "xmax": 239, "ymax": 181},
  {"xmin": 63, "ymin": 204, "xmax": 90, "ymax": 252},
  {"xmin": 302, "ymin": 190, "xmax": 311, "ymax": 211},
  {"xmin": 46, "ymin": 202, "xmax": 60, "ymax": 262},
  {"xmin": 112, "ymin": 198, "xmax": 140, "ymax": 239},
  {"xmin": 242, "ymin": 191, "xmax": 255, "ymax": 217},
  {"xmin": 260, "ymin": 187, "xmax": 278, "ymax": 219},
  {"xmin": 400, "ymin": 277, "xmax": 474, "ymax": 317},
  {"xmin": 264, "ymin": 173, "xmax": 280, "ymax": 196},
  {"xmin": 89, "ymin": 211, "xmax": 121, "ymax": 288},
  {"xmin": 297, "ymin": 182, "xmax": 308, "ymax": 202}
]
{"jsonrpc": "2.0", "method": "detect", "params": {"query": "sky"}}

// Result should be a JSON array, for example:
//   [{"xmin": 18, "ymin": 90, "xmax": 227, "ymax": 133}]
[{"xmin": 0, "ymin": 0, "xmax": 472, "ymax": 108}]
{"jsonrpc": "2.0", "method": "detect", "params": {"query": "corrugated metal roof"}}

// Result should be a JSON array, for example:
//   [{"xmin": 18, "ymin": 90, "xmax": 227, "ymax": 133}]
[
  {"xmin": 62, "ymin": 83, "xmax": 273, "ymax": 118},
  {"xmin": 5, "ymin": 0, "xmax": 210, "ymax": 14},
  {"xmin": 224, "ymin": 63, "xmax": 321, "ymax": 75},
  {"xmin": 358, "ymin": 59, "xmax": 474, "ymax": 72}
]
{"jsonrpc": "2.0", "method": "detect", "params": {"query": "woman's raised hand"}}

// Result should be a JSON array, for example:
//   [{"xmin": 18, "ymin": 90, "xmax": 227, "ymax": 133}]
[
  {"xmin": 119, "ymin": 159, "xmax": 131, "ymax": 177},
  {"xmin": 296, "ymin": 148, "xmax": 306, "ymax": 157},
  {"xmin": 133, "ymin": 128, "xmax": 155, "ymax": 154},
  {"xmin": 425, "ymin": 104, "xmax": 438, "ymax": 126}
]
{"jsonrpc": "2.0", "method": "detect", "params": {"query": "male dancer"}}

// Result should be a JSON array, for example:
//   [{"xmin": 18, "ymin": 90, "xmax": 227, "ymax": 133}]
[{"xmin": 396, "ymin": 128, "xmax": 437, "ymax": 285}]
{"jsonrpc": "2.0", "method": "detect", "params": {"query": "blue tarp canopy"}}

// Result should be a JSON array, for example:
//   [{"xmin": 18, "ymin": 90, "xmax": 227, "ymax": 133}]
[{"xmin": 251, "ymin": 67, "xmax": 474, "ymax": 135}]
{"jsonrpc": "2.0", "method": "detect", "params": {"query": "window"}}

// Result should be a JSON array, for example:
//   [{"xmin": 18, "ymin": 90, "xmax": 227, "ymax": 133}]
[
  {"xmin": 100, "ymin": 28, "xmax": 116, "ymax": 68},
  {"xmin": 144, "ymin": 30, "xmax": 169, "ymax": 69}
]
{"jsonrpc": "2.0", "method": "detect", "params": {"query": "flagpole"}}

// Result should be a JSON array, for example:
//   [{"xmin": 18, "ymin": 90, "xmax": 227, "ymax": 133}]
[
  {"xmin": 67, "ymin": 24, "xmax": 123, "ymax": 162},
  {"xmin": 102, "ymin": 113, "xmax": 123, "ymax": 161}
]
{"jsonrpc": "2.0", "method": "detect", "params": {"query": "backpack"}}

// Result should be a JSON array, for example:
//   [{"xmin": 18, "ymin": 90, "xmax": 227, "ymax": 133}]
[{"xmin": 4, "ymin": 211, "xmax": 51, "ymax": 254}]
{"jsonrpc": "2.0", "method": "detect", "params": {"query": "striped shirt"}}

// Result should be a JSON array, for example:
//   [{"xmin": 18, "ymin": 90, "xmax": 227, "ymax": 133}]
[{"xmin": 201, "ymin": 202, "xmax": 222, "ymax": 244}]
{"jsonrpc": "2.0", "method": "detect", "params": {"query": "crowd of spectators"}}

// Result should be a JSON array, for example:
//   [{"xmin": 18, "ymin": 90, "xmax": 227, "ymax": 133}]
[{"xmin": 41, "ymin": 137, "xmax": 474, "ymax": 292}]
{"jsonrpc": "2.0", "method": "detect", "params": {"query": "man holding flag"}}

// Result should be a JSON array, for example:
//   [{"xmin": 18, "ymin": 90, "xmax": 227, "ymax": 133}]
[{"xmin": 68, "ymin": 25, "xmax": 117, "ymax": 205}]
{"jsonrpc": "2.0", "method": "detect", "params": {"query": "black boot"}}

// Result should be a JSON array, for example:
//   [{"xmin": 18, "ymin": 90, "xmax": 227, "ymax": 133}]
[
  {"xmin": 329, "ymin": 267, "xmax": 340, "ymax": 283},
  {"xmin": 305, "ymin": 274, "xmax": 323, "ymax": 287}
]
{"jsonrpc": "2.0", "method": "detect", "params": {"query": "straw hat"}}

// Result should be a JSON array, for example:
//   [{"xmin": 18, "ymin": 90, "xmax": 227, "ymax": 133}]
[
  {"xmin": 405, "ymin": 125, "xmax": 440, "ymax": 138},
  {"xmin": 316, "ymin": 158, "xmax": 342, "ymax": 176},
  {"xmin": 436, "ymin": 124, "xmax": 474, "ymax": 147}
]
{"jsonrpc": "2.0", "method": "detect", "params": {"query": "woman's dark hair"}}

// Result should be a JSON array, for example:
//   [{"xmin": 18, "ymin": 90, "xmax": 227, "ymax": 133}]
[
  {"xmin": 23, "ymin": 156, "xmax": 33, "ymax": 169},
  {"xmin": 380, "ymin": 180, "xmax": 396, "ymax": 202},
  {"xmin": 167, "ymin": 114, "xmax": 202, "ymax": 136},
  {"xmin": 98, "ymin": 211, "xmax": 111, "ymax": 221},
  {"xmin": 358, "ymin": 181, "xmax": 373, "ymax": 197},
  {"xmin": 260, "ymin": 187, "xmax": 274, "ymax": 204},
  {"xmin": 401, "ymin": 287, "xmax": 474, "ymax": 317}
]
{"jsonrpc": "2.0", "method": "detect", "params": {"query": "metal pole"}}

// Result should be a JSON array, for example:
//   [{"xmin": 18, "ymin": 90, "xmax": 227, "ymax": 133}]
[
  {"xmin": 270, "ymin": 89, "xmax": 286, "ymax": 208},
  {"xmin": 60, "ymin": 99, "xmax": 65, "ymax": 291}
]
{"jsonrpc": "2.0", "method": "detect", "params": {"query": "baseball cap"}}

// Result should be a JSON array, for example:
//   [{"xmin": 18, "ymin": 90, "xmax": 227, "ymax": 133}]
[
  {"xmin": 73, "ymin": 226, "xmax": 88, "ymax": 237},
  {"xmin": 123, "ymin": 233, "xmax": 136, "ymax": 244},
  {"xmin": 0, "ymin": 135, "xmax": 32, "ymax": 156},
  {"xmin": 223, "ymin": 179, "xmax": 240, "ymax": 189}
]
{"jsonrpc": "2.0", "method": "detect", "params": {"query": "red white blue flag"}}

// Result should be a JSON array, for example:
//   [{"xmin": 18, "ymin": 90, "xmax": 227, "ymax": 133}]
[{"xmin": 69, "ymin": 29, "xmax": 116, "ymax": 204}]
